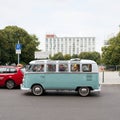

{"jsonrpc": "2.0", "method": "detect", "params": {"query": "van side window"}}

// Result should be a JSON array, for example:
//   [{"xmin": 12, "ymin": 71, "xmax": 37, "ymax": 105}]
[
  {"xmin": 82, "ymin": 64, "xmax": 92, "ymax": 72},
  {"xmin": 59, "ymin": 64, "xmax": 68, "ymax": 72},
  {"xmin": 32, "ymin": 65, "xmax": 44, "ymax": 72},
  {"xmin": 47, "ymin": 64, "xmax": 56, "ymax": 72},
  {"xmin": 37, "ymin": 64, "xmax": 44, "ymax": 72},
  {"xmin": 71, "ymin": 64, "xmax": 80, "ymax": 72}
]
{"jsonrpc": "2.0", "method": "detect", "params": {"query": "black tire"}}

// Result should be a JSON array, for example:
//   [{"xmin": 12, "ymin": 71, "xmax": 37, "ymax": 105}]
[
  {"xmin": 32, "ymin": 85, "xmax": 44, "ymax": 96},
  {"xmin": 78, "ymin": 87, "xmax": 90, "ymax": 97},
  {"xmin": 6, "ymin": 80, "xmax": 15, "ymax": 89}
]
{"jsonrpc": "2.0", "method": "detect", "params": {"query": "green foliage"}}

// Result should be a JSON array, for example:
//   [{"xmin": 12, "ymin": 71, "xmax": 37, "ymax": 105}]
[
  {"xmin": 51, "ymin": 52, "xmax": 64, "ymax": 60},
  {"xmin": 64, "ymin": 54, "xmax": 71, "ymax": 60},
  {"xmin": 71, "ymin": 54, "xmax": 78, "ymax": 58},
  {"xmin": 79, "ymin": 52, "xmax": 101, "ymax": 64},
  {"xmin": 0, "ymin": 26, "xmax": 40, "ymax": 65},
  {"xmin": 102, "ymin": 32, "xmax": 120, "ymax": 65},
  {"xmin": 50, "ymin": 51, "xmax": 100, "ymax": 64}
]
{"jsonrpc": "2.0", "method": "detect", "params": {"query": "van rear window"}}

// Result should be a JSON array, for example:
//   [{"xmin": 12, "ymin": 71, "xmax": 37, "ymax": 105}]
[{"xmin": 82, "ymin": 64, "xmax": 92, "ymax": 72}]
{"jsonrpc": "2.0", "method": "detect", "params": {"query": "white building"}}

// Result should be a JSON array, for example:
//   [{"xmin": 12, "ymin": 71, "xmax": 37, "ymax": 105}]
[{"xmin": 45, "ymin": 34, "xmax": 96, "ymax": 56}]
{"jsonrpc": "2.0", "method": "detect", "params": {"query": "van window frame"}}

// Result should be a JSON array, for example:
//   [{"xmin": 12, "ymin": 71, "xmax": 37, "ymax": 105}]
[{"xmin": 82, "ymin": 64, "xmax": 92, "ymax": 72}]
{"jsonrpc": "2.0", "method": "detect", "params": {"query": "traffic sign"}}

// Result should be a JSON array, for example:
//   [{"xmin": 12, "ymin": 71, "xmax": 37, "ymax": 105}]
[
  {"xmin": 16, "ymin": 44, "xmax": 21, "ymax": 54},
  {"xmin": 16, "ymin": 44, "xmax": 21, "ymax": 50}
]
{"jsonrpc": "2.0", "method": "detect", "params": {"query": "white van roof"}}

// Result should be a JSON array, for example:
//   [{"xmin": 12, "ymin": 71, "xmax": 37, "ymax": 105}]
[
  {"xmin": 29, "ymin": 59, "xmax": 97, "ymax": 65},
  {"xmin": 80, "ymin": 59, "xmax": 96, "ymax": 64}
]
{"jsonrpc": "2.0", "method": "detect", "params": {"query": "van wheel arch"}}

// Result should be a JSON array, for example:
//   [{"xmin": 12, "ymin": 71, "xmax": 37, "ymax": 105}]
[
  {"xmin": 76, "ymin": 86, "xmax": 92, "ymax": 97},
  {"xmin": 31, "ymin": 84, "xmax": 44, "ymax": 96}
]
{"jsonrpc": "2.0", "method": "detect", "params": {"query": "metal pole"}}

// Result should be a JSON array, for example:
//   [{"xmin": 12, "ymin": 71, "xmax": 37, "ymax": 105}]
[
  {"xmin": 18, "ymin": 40, "xmax": 20, "ymax": 64},
  {"xmin": 101, "ymin": 66, "xmax": 104, "ymax": 83},
  {"xmin": 18, "ymin": 54, "xmax": 20, "ymax": 64},
  {"xmin": 102, "ymin": 71, "xmax": 104, "ymax": 83}
]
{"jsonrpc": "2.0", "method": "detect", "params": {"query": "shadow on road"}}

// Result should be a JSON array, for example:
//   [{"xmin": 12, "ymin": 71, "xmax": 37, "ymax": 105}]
[{"xmin": 22, "ymin": 90, "xmax": 100, "ymax": 97}]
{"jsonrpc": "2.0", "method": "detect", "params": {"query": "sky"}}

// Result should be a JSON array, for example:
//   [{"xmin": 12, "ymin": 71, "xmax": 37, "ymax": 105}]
[{"xmin": 0, "ymin": 0, "xmax": 120, "ymax": 52}]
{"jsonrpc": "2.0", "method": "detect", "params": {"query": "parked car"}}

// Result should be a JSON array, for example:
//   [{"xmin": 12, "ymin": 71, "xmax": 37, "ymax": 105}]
[{"xmin": 0, "ymin": 66, "xmax": 24, "ymax": 89}]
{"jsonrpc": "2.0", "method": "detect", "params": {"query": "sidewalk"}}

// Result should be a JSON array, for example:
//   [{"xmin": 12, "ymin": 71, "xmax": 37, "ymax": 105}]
[{"xmin": 99, "ymin": 71, "xmax": 120, "ymax": 84}]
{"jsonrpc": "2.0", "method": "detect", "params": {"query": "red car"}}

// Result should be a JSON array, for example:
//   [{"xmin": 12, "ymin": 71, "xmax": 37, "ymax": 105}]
[{"xmin": 0, "ymin": 66, "xmax": 24, "ymax": 89}]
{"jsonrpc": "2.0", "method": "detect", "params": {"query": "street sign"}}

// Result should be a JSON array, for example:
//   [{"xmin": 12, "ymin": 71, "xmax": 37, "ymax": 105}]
[
  {"xmin": 16, "ymin": 44, "xmax": 21, "ymax": 54},
  {"xmin": 16, "ymin": 44, "xmax": 21, "ymax": 50}
]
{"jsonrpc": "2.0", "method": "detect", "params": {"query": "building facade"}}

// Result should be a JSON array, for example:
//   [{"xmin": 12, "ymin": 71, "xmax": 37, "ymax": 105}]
[{"xmin": 45, "ymin": 34, "xmax": 96, "ymax": 56}]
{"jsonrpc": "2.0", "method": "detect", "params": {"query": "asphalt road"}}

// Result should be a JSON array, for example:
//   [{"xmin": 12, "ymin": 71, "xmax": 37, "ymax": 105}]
[{"xmin": 0, "ymin": 85, "xmax": 120, "ymax": 120}]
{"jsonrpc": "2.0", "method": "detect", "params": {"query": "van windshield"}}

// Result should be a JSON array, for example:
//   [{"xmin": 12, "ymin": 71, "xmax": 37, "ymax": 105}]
[
  {"xmin": 26, "ymin": 64, "xmax": 44, "ymax": 72},
  {"xmin": 26, "ymin": 65, "xmax": 33, "ymax": 72}
]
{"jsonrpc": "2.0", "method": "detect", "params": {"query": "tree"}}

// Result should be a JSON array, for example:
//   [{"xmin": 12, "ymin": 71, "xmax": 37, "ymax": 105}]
[
  {"xmin": 50, "ymin": 51, "xmax": 101, "ymax": 64},
  {"xmin": 91, "ymin": 51, "xmax": 101, "ymax": 64},
  {"xmin": 64, "ymin": 54, "xmax": 71, "ymax": 60},
  {"xmin": 102, "ymin": 32, "xmax": 120, "ymax": 65},
  {"xmin": 79, "ymin": 52, "xmax": 101, "ymax": 64},
  {"xmin": 51, "ymin": 52, "xmax": 64, "ymax": 60},
  {"xmin": 79, "ymin": 52, "xmax": 91, "ymax": 59},
  {"xmin": 0, "ymin": 26, "xmax": 40, "ymax": 65},
  {"xmin": 71, "ymin": 54, "xmax": 78, "ymax": 59}
]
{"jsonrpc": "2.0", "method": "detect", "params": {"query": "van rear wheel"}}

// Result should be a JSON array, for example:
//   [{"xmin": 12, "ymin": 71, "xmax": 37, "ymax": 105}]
[
  {"xmin": 78, "ymin": 87, "xmax": 90, "ymax": 97},
  {"xmin": 32, "ymin": 85, "xmax": 44, "ymax": 96}
]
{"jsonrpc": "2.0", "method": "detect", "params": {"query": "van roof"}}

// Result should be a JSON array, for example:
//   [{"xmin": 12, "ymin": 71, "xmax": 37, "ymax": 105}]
[
  {"xmin": 29, "ymin": 59, "xmax": 97, "ymax": 65},
  {"xmin": 80, "ymin": 59, "xmax": 96, "ymax": 64}
]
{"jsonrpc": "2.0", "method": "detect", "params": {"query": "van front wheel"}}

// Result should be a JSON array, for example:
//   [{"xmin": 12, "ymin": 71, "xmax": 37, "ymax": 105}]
[
  {"xmin": 32, "ymin": 85, "xmax": 44, "ymax": 96},
  {"xmin": 78, "ymin": 87, "xmax": 90, "ymax": 97}
]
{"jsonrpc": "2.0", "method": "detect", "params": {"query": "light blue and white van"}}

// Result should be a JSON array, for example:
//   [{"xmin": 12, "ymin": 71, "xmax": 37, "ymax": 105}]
[{"xmin": 21, "ymin": 59, "xmax": 101, "ymax": 96}]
